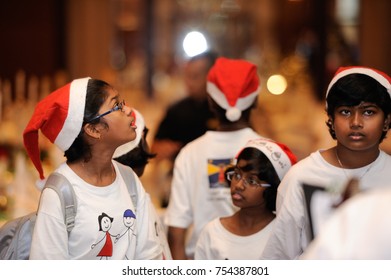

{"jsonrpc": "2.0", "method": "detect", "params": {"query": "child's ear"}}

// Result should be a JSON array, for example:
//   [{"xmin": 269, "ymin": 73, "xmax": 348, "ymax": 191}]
[
  {"xmin": 383, "ymin": 114, "xmax": 391, "ymax": 131},
  {"xmin": 83, "ymin": 123, "xmax": 101, "ymax": 139},
  {"xmin": 327, "ymin": 117, "xmax": 335, "ymax": 130}
]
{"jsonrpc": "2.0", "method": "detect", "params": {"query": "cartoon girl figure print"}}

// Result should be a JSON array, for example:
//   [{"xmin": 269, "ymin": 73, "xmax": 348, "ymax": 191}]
[{"xmin": 91, "ymin": 213, "xmax": 118, "ymax": 260}]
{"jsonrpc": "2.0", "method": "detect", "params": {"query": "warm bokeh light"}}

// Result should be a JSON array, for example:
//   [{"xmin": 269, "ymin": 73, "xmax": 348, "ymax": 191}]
[
  {"xmin": 182, "ymin": 31, "xmax": 208, "ymax": 57},
  {"xmin": 267, "ymin": 74, "xmax": 287, "ymax": 95}
]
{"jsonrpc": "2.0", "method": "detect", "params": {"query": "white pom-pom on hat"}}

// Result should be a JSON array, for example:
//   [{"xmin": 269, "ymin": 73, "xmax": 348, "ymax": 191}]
[
  {"xmin": 226, "ymin": 107, "xmax": 242, "ymax": 122},
  {"xmin": 207, "ymin": 57, "xmax": 260, "ymax": 122}
]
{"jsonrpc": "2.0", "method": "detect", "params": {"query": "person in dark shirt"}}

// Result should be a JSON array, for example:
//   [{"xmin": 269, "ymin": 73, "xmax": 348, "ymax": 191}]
[{"xmin": 152, "ymin": 51, "xmax": 218, "ymax": 163}]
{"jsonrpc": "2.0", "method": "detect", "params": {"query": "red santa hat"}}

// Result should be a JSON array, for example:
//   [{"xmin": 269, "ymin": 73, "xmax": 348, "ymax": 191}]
[
  {"xmin": 237, "ymin": 138, "xmax": 297, "ymax": 181},
  {"xmin": 326, "ymin": 66, "xmax": 391, "ymax": 98},
  {"xmin": 113, "ymin": 109, "xmax": 145, "ymax": 158},
  {"xmin": 207, "ymin": 57, "xmax": 260, "ymax": 122},
  {"xmin": 23, "ymin": 77, "xmax": 91, "ymax": 180}
]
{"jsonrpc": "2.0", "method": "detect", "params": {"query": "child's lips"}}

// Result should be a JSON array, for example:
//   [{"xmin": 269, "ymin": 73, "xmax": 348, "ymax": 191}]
[
  {"xmin": 349, "ymin": 132, "xmax": 364, "ymax": 140},
  {"xmin": 231, "ymin": 192, "xmax": 243, "ymax": 201}
]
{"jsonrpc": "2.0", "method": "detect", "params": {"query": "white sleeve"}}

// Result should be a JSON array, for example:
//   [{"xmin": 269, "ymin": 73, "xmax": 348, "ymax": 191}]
[
  {"xmin": 301, "ymin": 190, "xmax": 391, "ymax": 260},
  {"xmin": 30, "ymin": 188, "xmax": 69, "ymax": 259},
  {"xmin": 164, "ymin": 149, "xmax": 193, "ymax": 228},
  {"xmin": 146, "ymin": 194, "xmax": 172, "ymax": 260},
  {"xmin": 132, "ymin": 176, "xmax": 163, "ymax": 260},
  {"xmin": 194, "ymin": 223, "xmax": 212, "ymax": 260},
  {"xmin": 261, "ymin": 171, "xmax": 310, "ymax": 260}
]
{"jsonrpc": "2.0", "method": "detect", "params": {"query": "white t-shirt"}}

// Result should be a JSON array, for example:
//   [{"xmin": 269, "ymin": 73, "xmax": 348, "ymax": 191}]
[
  {"xmin": 301, "ymin": 188, "xmax": 391, "ymax": 259},
  {"xmin": 261, "ymin": 149, "xmax": 391, "ymax": 260},
  {"xmin": 164, "ymin": 128, "xmax": 264, "ymax": 258},
  {"xmin": 194, "ymin": 217, "xmax": 275, "ymax": 260},
  {"xmin": 30, "ymin": 161, "xmax": 162, "ymax": 260}
]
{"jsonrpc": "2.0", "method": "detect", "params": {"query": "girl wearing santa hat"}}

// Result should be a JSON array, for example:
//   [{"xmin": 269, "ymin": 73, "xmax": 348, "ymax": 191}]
[
  {"xmin": 194, "ymin": 138, "xmax": 297, "ymax": 260},
  {"xmin": 24, "ymin": 78, "xmax": 163, "ymax": 259},
  {"xmin": 262, "ymin": 66, "xmax": 391, "ymax": 260}
]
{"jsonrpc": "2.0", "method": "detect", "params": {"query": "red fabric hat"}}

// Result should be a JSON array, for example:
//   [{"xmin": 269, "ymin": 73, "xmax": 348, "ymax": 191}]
[
  {"xmin": 326, "ymin": 66, "xmax": 391, "ymax": 98},
  {"xmin": 207, "ymin": 57, "xmax": 260, "ymax": 122},
  {"xmin": 23, "ymin": 77, "xmax": 91, "ymax": 179},
  {"xmin": 237, "ymin": 138, "xmax": 297, "ymax": 180}
]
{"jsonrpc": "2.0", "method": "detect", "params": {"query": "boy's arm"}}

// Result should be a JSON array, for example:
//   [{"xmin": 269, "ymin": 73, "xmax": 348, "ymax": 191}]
[{"xmin": 167, "ymin": 226, "xmax": 188, "ymax": 260}]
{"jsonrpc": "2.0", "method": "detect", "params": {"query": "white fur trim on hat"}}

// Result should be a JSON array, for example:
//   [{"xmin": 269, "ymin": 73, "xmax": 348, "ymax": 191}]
[
  {"xmin": 240, "ymin": 138, "xmax": 297, "ymax": 180},
  {"xmin": 326, "ymin": 67, "xmax": 391, "ymax": 98},
  {"xmin": 207, "ymin": 81, "xmax": 260, "ymax": 121},
  {"xmin": 54, "ymin": 77, "xmax": 89, "ymax": 151},
  {"xmin": 113, "ymin": 109, "xmax": 145, "ymax": 158}
]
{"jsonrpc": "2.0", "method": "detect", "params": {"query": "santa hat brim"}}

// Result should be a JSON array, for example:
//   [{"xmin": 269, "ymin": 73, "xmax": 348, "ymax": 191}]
[
  {"xmin": 237, "ymin": 138, "xmax": 297, "ymax": 181},
  {"xmin": 326, "ymin": 67, "xmax": 391, "ymax": 98},
  {"xmin": 207, "ymin": 81, "xmax": 260, "ymax": 111}
]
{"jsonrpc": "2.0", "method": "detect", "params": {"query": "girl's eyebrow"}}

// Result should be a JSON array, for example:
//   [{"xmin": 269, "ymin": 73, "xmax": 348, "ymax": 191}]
[
  {"xmin": 358, "ymin": 103, "xmax": 380, "ymax": 109},
  {"xmin": 338, "ymin": 103, "xmax": 379, "ymax": 109},
  {"xmin": 234, "ymin": 165, "xmax": 258, "ymax": 175},
  {"xmin": 108, "ymin": 94, "xmax": 120, "ymax": 105}
]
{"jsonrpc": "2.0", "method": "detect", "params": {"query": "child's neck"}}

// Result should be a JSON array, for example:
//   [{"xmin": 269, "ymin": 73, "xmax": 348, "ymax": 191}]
[
  {"xmin": 334, "ymin": 145, "xmax": 380, "ymax": 169},
  {"xmin": 221, "ymin": 208, "xmax": 275, "ymax": 236}
]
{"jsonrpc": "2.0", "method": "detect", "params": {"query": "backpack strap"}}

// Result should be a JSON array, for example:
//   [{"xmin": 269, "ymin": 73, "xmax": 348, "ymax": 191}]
[
  {"xmin": 41, "ymin": 172, "xmax": 77, "ymax": 233},
  {"xmin": 116, "ymin": 162, "xmax": 138, "ymax": 211}
]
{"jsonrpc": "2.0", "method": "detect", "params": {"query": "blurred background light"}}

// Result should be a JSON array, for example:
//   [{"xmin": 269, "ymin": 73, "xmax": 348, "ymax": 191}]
[
  {"xmin": 267, "ymin": 74, "xmax": 288, "ymax": 95},
  {"xmin": 182, "ymin": 31, "xmax": 208, "ymax": 57}
]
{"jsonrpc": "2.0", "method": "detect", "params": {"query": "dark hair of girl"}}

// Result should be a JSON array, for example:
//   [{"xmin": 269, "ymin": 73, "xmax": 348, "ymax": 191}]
[
  {"xmin": 236, "ymin": 147, "xmax": 280, "ymax": 212},
  {"xmin": 326, "ymin": 74, "xmax": 391, "ymax": 141},
  {"xmin": 114, "ymin": 127, "xmax": 156, "ymax": 177},
  {"xmin": 64, "ymin": 79, "xmax": 111, "ymax": 163}
]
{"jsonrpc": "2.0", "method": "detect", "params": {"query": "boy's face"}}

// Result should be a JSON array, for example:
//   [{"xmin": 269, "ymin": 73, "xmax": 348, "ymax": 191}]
[
  {"xmin": 332, "ymin": 102, "xmax": 390, "ymax": 151},
  {"xmin": 184, "ymin": 58, "xmax": 210, "ymax": 101}
]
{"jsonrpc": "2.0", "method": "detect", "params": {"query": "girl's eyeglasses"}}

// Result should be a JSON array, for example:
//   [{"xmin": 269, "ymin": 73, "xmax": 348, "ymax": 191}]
[
  {"xmin": 86, "ymin": 100, "xmax": 126, "ymax": 123},
  {"xmin": 226, "ymin": 170, "xmax": 271, "ymax": 188}
]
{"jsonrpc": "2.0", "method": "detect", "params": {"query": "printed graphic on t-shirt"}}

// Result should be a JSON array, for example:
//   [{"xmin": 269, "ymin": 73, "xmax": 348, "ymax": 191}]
[
  {"xmin": 91, "ymin": 212, "xmax": 116, "ymax": 260},
  {"xmin": 207, "ymin": 158, "xmax": 234, "ymax": 189},
  {"xmin": 91, "ymin": 209, "xmax": 137, "ymax": 260}
]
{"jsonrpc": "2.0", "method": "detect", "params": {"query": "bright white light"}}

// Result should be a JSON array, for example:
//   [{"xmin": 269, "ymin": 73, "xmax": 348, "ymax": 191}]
[
  {"xmin": 182, "ymin": 31, "xmax": 208, "ymax": 57},
  {"xmin": 267, "ymin": 74, "xmax": 287, "ymax": 95}
]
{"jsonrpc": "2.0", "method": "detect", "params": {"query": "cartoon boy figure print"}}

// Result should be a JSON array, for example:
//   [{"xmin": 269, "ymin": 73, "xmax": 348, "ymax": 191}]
[
  {"xmin": 113, "ymin": 209, "xmax": 137, "ymax": 260},
  {"xmin": 91, "ymin": 212, "xmax": 118, "ymax": 260},
  {"xmin": 115, "ymin": 209, "xmax": 137, "ymax": 242}
]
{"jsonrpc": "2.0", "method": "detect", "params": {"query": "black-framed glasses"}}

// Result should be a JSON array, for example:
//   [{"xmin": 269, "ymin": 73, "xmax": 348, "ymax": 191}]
[
  {"xmin": 86, "ymin": 100, "xmax": 126, "ymax": 123},
  {"xmin": 226, "ymin": 170, "xmax": 271, "ymax": 188}
]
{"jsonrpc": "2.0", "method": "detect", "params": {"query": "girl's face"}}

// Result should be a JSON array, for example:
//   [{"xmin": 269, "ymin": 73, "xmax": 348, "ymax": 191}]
[
  {"xmin": 101, "ymin": 216, "xmax": 112, "ymax": 232},
  {"xmin": 333, "ymin": 102, "xmax": 390, "ymax": 152},
  {"xmin": 229, "ymin": 159, "xmax": 268, "ymax": 209},
  {"xmin": 98, "ymin": 88, "xmax": 136, "ymax": 145}
]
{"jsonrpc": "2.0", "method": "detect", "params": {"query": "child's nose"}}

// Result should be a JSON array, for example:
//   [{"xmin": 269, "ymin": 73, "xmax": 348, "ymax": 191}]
[
  {"xmin": 350, "ymin": 111, "xmax": 363, "ymax": 128},
  {"xmin": 124, "ymin": 104, "xmax": 133, "ymax": 116}
]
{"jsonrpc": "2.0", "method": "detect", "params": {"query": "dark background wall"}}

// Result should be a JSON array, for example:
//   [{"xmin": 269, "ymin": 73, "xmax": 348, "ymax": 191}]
[{"xmin": 0, "ymin": 0, "xmax": 66, "ymax": 80}]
